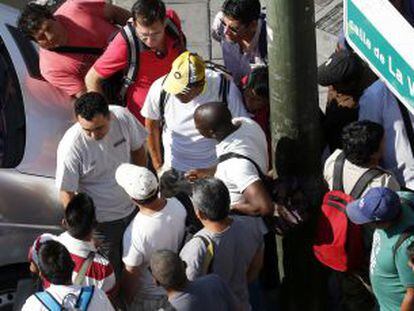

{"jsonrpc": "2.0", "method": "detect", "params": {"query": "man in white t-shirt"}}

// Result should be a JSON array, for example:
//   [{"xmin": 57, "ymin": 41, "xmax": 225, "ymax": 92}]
[
  {"xmin": 115, "ymin": 163, "xmax": 187, "ymax": 310},
  {"xmin": 141, "ymin": 51, "xmax": 248, "ymax": 175},
  {"xmin": 22, "ymin": 240, "xmax": 114, "ymax": 311},
  {"xmin": 55, "ymin": 92, "xmax": 147, "ymax": 281},
  {"xmin": 188, "ymin": 102, "xmax": 273, "ymax": 216}
]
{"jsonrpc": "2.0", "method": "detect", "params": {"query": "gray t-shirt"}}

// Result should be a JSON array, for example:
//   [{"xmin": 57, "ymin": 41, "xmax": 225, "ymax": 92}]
[
  {"xmin": 180, "ymin": 216, "xmax": 266, "ymax": 310},
  {"xmin": 56, "ymin": 106, "xmax": 147, "ymax": 222},
  {"xmin": 169, "ymin": 274, "xmax": 238, "ymax": 311}
]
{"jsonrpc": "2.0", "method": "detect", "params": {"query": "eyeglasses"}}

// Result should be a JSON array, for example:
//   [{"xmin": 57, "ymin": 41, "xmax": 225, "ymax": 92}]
[{"xmin": 220, "ymin": 19, "xmax": 243, "ymax": 35}]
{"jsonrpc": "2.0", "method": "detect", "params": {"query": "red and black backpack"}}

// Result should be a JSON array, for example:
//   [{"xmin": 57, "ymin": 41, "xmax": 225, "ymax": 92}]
[{"xmin": 313, "ymin": 152, "xmax": 382, "ymax": 272}]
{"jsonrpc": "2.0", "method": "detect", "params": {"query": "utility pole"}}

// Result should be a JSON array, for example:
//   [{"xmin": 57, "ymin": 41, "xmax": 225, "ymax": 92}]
[
  {"xmin": 266, "ymin": 0, "xmax": 324, "ymax": 310},
  {"xmin": 266, "ymin": 0, "xmax": 321, "ymax": 178}
]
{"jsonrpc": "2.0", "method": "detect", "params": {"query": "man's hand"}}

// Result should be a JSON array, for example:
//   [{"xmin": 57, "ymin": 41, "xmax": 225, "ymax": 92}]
[
  {"xmin": 59, "ymin": 190, "xmax": 75, "ymax": 208},
  {"xmin": 185, "ymin": 166, "xmax": 217, "ymax": 181},
  {"xmin": 85, "ymin": 67, "xmax": 104, "ymax": 94}
]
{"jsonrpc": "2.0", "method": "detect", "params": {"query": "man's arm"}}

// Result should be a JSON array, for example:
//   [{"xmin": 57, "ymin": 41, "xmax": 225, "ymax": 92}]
[
  {"xmin": 122, "ymin": 265, "xmax": 141, "ymax": 305},
  {"xmin": 104, "ymin": 3, "xmax": 131, "ymax": 26},
  {"xmin": 85, "ymin": 67, "xmax": 104, "ymax": 94},
  {"xmin": 246, "ymin": 245, "xmax": 264, "ymax": 283},
  {"xmin": 232, "ymin": 180, "xmax": 275, "ymax": 216},
  {"xmin": 131, "ymin": 146, "xmax": 147, "ymax": 167},
  {"xmin": 145, "ymin": 118, "xmax": 163, "ymax": 171},
  {"xmin": 401, "ymin": 287, "xmax": 414, "ymax": 311},
  {"xmin": 60, "ymin": 190, "xmax": 75, "ymax": 208}
]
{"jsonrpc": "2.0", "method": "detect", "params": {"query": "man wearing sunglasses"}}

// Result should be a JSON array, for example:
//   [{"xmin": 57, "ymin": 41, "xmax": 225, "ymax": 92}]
[
  {"xmin": 85, "ymin": 0, "xmax": 185, "ymax": 125},
  {"xmin": 212, "ymin": 0, "xmax": 267, "ymax": 85}
]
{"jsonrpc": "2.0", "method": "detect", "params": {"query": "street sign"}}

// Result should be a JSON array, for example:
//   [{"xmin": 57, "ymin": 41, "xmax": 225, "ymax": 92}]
[{"xmin": 344, "ymin": 0, "xmax": 414, "ymax": 114}]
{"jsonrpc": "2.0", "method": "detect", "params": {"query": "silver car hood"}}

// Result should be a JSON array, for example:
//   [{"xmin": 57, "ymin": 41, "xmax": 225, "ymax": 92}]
[{"xmin": 0, "ymin": 4, "xmax": 75, "ymax": 178}]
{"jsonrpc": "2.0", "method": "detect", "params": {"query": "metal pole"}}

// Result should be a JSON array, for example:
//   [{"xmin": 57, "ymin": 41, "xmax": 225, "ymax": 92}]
[
  {"xmin": 266, "ymin": 0, "xmax": 321, "ymax": 179},
  {"xmin": 266, "ymin": 1, "xmax": 324, "ymax": 310}
]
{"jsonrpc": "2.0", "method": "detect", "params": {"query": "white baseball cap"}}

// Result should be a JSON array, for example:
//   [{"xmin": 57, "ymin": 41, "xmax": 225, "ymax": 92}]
[{"xmin": 115, "ymin": 163, "xmax": 159, "ymax": 201}]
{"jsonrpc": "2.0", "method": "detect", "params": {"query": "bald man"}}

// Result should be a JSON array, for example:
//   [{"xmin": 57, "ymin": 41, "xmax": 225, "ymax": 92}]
[{"xmin": 187, "ymin": 103, "xmax": 274, "ymax": 216}]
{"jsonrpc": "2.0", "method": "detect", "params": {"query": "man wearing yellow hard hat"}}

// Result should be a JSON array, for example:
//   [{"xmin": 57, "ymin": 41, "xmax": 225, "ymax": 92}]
[{"xmin": 141, "ymin": 51, "xmax": 248, "ymax": 176}]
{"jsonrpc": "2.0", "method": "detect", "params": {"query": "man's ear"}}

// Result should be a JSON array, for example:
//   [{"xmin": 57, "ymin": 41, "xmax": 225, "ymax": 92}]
[
  {"xmin": 194, "ymin": 208, "xmax": 206, "ymax": 221},
  {"xmin": 61, "ymin": 218, "xmax": 68, "ymax": 229}
]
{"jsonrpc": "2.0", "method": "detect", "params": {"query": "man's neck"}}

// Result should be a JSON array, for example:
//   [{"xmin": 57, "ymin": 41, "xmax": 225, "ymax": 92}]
[
  {"xmin": 166, "ymin": 282, "xmax": 188, "ymax": 299},
  {"xmin": 217, "ymin": 122, "xmax": 240, "ymax": 142},
  {"xmin": 139, "ymin": 198, "xmax": 167, "ymax": 215},
  {"xmin": 203, "ymin": 217, "xmax": 232, "ymax": 233}
]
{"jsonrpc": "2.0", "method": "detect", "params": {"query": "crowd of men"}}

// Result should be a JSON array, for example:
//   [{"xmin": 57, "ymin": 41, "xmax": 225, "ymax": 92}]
[{"xmin": 13, "ymin": 0, "xmax": 414, "ymax": 310}]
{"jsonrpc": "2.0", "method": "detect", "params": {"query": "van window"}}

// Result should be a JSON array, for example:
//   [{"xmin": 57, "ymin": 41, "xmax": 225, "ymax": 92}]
[{"xmin": 0, "ymin": 37, "xmax": 25, "ymax": 168}]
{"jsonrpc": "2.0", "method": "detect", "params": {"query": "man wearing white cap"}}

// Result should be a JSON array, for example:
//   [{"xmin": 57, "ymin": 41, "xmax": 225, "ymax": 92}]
[
  {"xmin": 141, "ymin": 51, "xmax": 248, "ymax": 176},
  {"xmin": 115, "ymin": 163, "xmax": 187, "ymax": 310}
]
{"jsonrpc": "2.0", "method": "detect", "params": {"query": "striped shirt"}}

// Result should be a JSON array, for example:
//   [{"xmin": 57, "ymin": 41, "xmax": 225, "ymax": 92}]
[{"xmin": 57, "ymin": 232, "xmax": 116, "ymax": 296}]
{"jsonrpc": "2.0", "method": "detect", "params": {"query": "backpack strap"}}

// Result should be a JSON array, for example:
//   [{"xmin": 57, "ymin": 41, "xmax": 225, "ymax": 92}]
[
  {"xmin": 349, "ymin": 168, "xmax": 384, "ymax": 199},
  {"xmin": 218, "ymin": 152, "xmax": 266, "ymax": 181},
  {"xmin": 119, "ymin": 23, "xmax": 142, "ymax": 106},
  {"xmin": 218, "ymin": 74, "xmax": 229, "ymax": 106},
  {"xmin": 258, "ymin": 13, "xmax": 268, "ymax": 63},
  {"xmin": 194, "ymin": 235, "xmax": 215, "ymax": 274},
  {"xmin": 397, "ymin": 98, "xmax": 414, "ymax": 157},
  {"xmin": 165, "ymin": 17, "xmax": 186, "ymax": 50},
  {"xmin": 159, "ymin": 76, "xmax": 170, "ymax": 129},
  {"xmin": 48, "ymin": 46, "xmax": 104, "ymax": 55},
  {"xmin": 332, "ymin": 152, "xmax": 346, "ymax": 192},
  {"xmin": 34, "ymin": 291, "xmax": 61, "ymax": 311},
  {"xmin": 393, "ymin": 226, "xmax": 414, "ymax": 259},
  {"xmin": 75, "ymin": 286, "xmax": 95, "ymax": 311},
  {"xmin": 74, "ymin": 251, "xmax": 95, "ymax": 286}
]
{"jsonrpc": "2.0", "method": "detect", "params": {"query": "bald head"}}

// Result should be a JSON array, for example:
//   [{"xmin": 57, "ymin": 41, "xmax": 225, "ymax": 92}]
[
  {"xmin": 150, "ymin": 250, "xmax": 187, "ymax": 290},
  {"xmin": 194, "ymin": 102, "xmax": 233, "ymax": 139}
]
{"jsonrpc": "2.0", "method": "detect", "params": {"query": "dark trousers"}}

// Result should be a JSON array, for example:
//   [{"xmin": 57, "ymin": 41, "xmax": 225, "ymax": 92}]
[{"xmin": 94, "ymin": 209, "xmax": 138, "ymax": 282}]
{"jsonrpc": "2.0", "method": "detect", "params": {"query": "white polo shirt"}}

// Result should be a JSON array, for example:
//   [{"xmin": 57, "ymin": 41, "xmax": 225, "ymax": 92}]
[
  {"xmin": 55, "ymin": 106, "xmax": 147, "ymax": 222},
  {"xmin": 21, "ymin": 284, "xmax": 114, "ymax": 311},
  {"xmin": 141, "ymin": 69, "xmax": 248, "ymax": 172},
  {"xmin": 57, "ymin": 232, "xmax": 116, "ymax": 295},
  {"xmin": 122, "ymin": 197, "xmax": 187, "ymax": 297},
  {"xmin": 215, "ymin": 117, "xmax": 268, "ymax": 204}
]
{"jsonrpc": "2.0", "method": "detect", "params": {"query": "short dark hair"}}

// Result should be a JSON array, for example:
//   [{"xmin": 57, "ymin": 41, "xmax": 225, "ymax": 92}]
[
  {"xmin": 342, "ymin": 120, "xmax": 384, "ymax": 166},
  {"xmin": 74, "ymin": 92, "xmax": 110, "ymax": 121},
  {"xmin": 18, "ymin": 3, "xmax": 54, "ymax": 39},
  {"xmin": 65, "ymin": 193, "xmax": 97, "ymax": 240},
  {"xmin": 150, "ymin": 250, "xmax": 187, "ymax": 289},
  {"xmin": 133, "ymin": 191, "xmax": 159, "ymax": 205},
  {"xmin": 132, "ymin": 0, "xmax": 166, "ymax": 26},
  {"xmin": 245, "ymin": 65, "xmax": 269, "ymax": 98},
  {"xmin": 222, "ymin": 0, "xmax": 261, "ymax": 25},
  {"xmin": 37, "ymin": 240, "xmax": 74, "ymax": 285},
  {"xmin": 192, "ymin": 178, "xmax": 230, "ymax": 221}
]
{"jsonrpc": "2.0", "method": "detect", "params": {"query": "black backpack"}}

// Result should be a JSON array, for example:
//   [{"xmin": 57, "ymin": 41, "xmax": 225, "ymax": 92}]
[{"xmin": 49, "ymin": 18, "xmax": 185, "ymax": 105}]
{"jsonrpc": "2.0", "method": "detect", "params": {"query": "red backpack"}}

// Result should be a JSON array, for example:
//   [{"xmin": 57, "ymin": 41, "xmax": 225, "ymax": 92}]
[{"xmin": 313, "ymin": 152, "xmax": 382, "ymax": 272}]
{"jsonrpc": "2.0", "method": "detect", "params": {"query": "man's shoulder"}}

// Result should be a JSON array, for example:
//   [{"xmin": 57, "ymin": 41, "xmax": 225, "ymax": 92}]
[
  {"xmin": 55, "ymin": 0, "xmax": 104, "ymax": 17},
  {"xmin": 148, "ymin": 76, "xmax": 166, "ymax": 95},
  {"xmin": 58, "ymin": 123, "xmax": 83, "ymax": 153},
  {"xmin": 360, "ymin": 80, "xmax": 388, "ymax": 105},
  {"xmin": 22, "ymin": 294, "xmax": 44, "ymax": 311}
]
